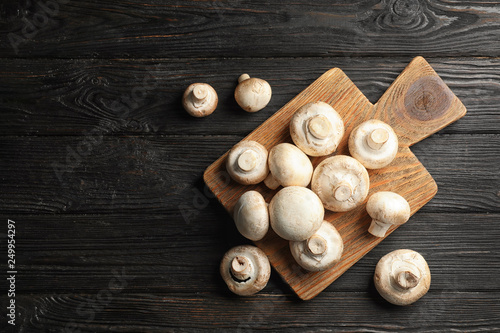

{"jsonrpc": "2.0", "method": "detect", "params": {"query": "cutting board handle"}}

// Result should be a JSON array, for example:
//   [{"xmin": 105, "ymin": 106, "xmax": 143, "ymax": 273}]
[{"xmin": 374, "ymin": 56, "xmax": 467, "ymax": 147}]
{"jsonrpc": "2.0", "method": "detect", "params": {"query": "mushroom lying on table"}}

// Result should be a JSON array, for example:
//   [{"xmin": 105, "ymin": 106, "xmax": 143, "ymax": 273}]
[
  {"xmin": 311, "ymin": 155, "xmax": 370, "ymax": 212},
  {"xmin": 226, "ymin": 140, "xmax": 269, "ymax": 185},
  {"xmin": 269, "ymin": 186, "xmax": 324, "ymax": 241},
  {"xmin": 220, "ymin": 245, "xmax": 271, "ymax": 296},
  {"xmin": 290, "ymin": 101, "xmax": 345, "ymax": 156},
  {"xmin": 374, "ymin": 249, "xmax": 431, "ymax": 306},
  {"xmin": 366, "ymin": 191, "xmax": 411, "ymax": 237},
  {"xmin": 289, "ymin": 220, "xmax": 343, "ymax": 272},
  {"xmin": 349, "ymin": 119, "xmax": 398, "ymax": 169},
  {"xmin": 234, "ymin": 74, "xmax": 272, "ymax": 112},
  {"xmin": 233, "ymin": 191, "xmax": 269, "ymax": 241},
  {"xmin": 266, "ymin": 143, "xmax": 313, "ymax": 188},
  {"xmin": 182, "ymin": 83, "xmax": 218, "ymax": 117}
]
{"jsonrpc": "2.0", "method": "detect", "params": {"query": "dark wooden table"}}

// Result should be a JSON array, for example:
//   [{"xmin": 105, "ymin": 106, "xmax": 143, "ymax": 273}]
[{"xmin": 1, "ymin": 1, "xmax": 499, "ymax": 332}]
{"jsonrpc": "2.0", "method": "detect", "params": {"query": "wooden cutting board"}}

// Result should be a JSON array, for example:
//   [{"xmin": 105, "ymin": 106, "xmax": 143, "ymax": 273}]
[{"xmin": 203, "ymin": 56, "xmax": 466, "ymax": 300}]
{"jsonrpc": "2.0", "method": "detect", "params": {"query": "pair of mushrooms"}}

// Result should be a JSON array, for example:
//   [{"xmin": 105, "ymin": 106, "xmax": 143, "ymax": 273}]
[
  {"xmin": 289, "ymin": 102, "xmax": 399, "ymax": 169},
  {"xmin": 182, "ymin": 74, "xmax": 272, "ymax": 117}
]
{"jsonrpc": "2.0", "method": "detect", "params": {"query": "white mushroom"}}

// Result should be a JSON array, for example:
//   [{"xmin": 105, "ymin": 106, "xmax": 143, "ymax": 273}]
[
  {"xmin": 349, "ymin": 119, "xmax": 398, "ymax": 169},
  {"xmin": 220, "ymin": 245, "xmax": 271, "ymax": 296},
  {"xmin": 311, "ymin": 155, "xmax": 370, "ymax": 212},
  {"xmin": 289, "ymin": 221, "xmax": 343, "ymax": 271},
  {"xmin": 269, "ymin": 186, "xmax": 324, "ymax": 241},
  {"xmin": 234, "ymin": 74, "xmax": 272, "ymax": 112},
  {"xmin": 290, "ymin": 101, "xmax": 345, "ymax": 156},
  {"xmin": 226, "ymin": 140, "xmax": 269, "ymax": 185},
  {"xmin": 267, "ymin": 143, "xmax": 313, "ymax": 188},
  {"xmin": 182, "ymin": 83, "xmax": 218, "ymax": 117},
  {"xmin": 233, "ymin": 191, "xmax": 269, "ymax": 241},
  {"xmin": 366, "ymin": 191, "xmax": 411, "ymax": 237},
  {"xmin": 374, "ymin": 249, "xmax": 431, "ymax": 306}
]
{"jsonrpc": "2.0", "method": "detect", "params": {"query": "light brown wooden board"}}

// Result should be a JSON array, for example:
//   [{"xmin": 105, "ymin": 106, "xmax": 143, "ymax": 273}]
[{"xmin": 203, "ymin": 56, "xmax": 467, "ymax": 300}]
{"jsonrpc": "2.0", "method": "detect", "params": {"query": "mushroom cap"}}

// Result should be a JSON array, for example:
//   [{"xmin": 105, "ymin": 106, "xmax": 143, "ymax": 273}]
[
  {"xmin": 311, "ymin": 155, "xmax": 370, "ymax": 212},
  {"xmin": 289, "ymin": 220, "xmax": 344, "ymax": 271},
  {"xmin": 234, "ymin": 75, "xmax": 272, "ymax": 112},
  {"xmin": 269, "ymin": 186, "xmax": 324, "ymax": 241},
  {"xmin": 220, "ymin": 245, "xmax": 271, "ymax": 296},
  {"xmin": 290, "ymin": 101, "xmax": 345, "ymax": 156},
  {"xmin": 226, "ymin": 140, "xmax": 269, "ymax": 185},
  {"xmin": 374, "ymin": 249, "xmax": 431, "ymax": 306},
  {"xmin": 366, "ymin": 191, "xmax": 411, "ymax": 226},
  {"xmin": 349, "ymin": 119, "xmax": 398, "ymax": 169},
  {"xmin": 182, "ymin": 83, "xmax": 218, "ymax": 117},
  {"xmin": 233, "ymin": 191, "xmax": 269, "ymax": 241},
  {"xmin": 268, "ymin": 143, "xmax": 313, "ymax": 187}
]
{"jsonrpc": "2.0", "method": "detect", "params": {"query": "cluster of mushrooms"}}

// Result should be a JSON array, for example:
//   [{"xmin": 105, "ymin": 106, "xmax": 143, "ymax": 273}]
[{"xmin": 183, "ymin": 76, "xmax": 430, "ymax": 305}]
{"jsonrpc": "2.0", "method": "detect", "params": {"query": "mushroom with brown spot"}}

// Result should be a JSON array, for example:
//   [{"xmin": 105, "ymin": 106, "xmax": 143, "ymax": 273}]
[
  {"xmin": 266, "ymin": 143, "xmax": 313, "ymax": 188},
  {"xmin": 289, "ymin": 221, "xmax": 343, "ymax": 271},
  {"xmin": 349, "ymin": 119, "xmax": 398, "ymax": 169},
  {"xmin": 290, "ymin": 101, "xmax": 345, "ymax": 156},
  {"xmin": 220, "ymin": 245, "xmax": 271, "ymax": 296},
  {"xmin": 311, "ymin": 155, "xmax": 370, "ymax": 212},
  {"xmin": 374, "ymin": 249, "xmax": 431, "ymax": 306},
  {"xmin": 182, "ymin": 83, "xmax": 218, "ymax": 117},
  {"xmin": 234, "ymin": 74, "xmax": 272, "ymax": 112},
  {"xmin": 366, "ymin": 191, "xmax": 411, "ymax": 237},
  {"xmin": 269, "ymin": 186, "xmax": 324, "ymax": 241},
  {"xmin": 226, "ymin": 140, "xmax": 269, "ymax": 185},
  {"xmin": 233, "ymin": 191, "xmax": 269, "ymax": 241}
]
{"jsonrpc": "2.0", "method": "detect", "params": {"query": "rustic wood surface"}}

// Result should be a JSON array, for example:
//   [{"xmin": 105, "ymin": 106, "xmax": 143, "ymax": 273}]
[{"xmin": 1, "ymin": 0, "xmax": 499, "ymax": 331}]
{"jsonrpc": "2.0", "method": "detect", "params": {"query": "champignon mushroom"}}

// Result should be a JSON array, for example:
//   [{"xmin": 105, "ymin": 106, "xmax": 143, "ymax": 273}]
[
  {"xmin": 366, "ymin": 191, "xmax": 411, "ymax": 237},
  {"xmin": 349, "ymin": 119, "xmax": 398, "ymax": 169},
  {"xmin": 233, "ymin": 191, "xmax": 269, "ymax": 241},
  {"xmin": 226, "ymin": 140, "xmax": 269, "ymax": 185},
  {"xmin": 269, "ymin": 186, "xmax": 324, "ymax": 241},
  {"xmin": 234, "ymin": 74, "xmax": 272, "ymax": 112},
  {"xmin": 267, "ymin": 143, "xmax": 313, "ymax": 188},
  {"xmin": 374, "ymin": 249, "xmax": 431, "ymax": 306},
  {"xmin": 290, "ymin": 101, "xmax": 345, "ymax": 156},
  {"xmin": 220, "ymin": 245, "xmax": 271, "ymax": 296},
  {"xmin": 289, "ymin": 220, "xmax": 343, "ymax": 271},
  {"xmin": 182, "ymin": 83, "xmax": 218, "ymax": 117},
  {"xmin": 311, "ymin": 155, "xmax": 370, "ymax": 212}
]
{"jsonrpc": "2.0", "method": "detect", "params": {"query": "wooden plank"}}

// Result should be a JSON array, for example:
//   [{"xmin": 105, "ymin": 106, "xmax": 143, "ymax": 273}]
[
  {"xmin": 1, "ymin": 1, "xmax": 500, "ymax": 58},
  {"xmin": 0, "ymin": 57, "xmax": 498, "ymax": 136},
  {"xmin": 8, "ymin": 291, "xmax": 500, "ymax": 332},
  {"xmin": 2, "ymin": 213, "xmax": 499, "ymax": 294},
  {"xmin": 1, "ymin": 134, "xmax": 498, "ymax": 214}
]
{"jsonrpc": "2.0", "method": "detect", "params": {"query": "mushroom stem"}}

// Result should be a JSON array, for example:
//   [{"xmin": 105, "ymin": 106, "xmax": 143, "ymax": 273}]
[
  {"xmin": 231, "ymin": 256, "xmax": 252, "ymax": 281},
  {"xmin": 368, "ymin": 219, "xmax": 391, "ymax": 237},
  {"xmin": 238, "ymin": 73, "xmax": 250, "ymax": 83},
  {"xmin": 307, "ymin": 115, "xmax": 332, "ymax": 140},
  {"xmin": 264, "ymin": 173, "xmax": 280, "ymax": 190},
  {"xmin": 395, "ymin": 270, "xmax": 421, "ymax": 290},
  {"xmin": 237, "ymin": 149, "xmax": 258, "ymax": 172},
  {"xmin": 192, "ymin": 85, "xmax": 208, "ymax": 103},
  {"xmin": 366, "ymin": 128, "xmax": 389, "ymax": 150},
  {"xmin": 306, "ymin": 234, "xmax": 328, "ymax": 256},
  {"xmin": 333, "ymin": 183, "xmax": 353, "ymax": 202}
]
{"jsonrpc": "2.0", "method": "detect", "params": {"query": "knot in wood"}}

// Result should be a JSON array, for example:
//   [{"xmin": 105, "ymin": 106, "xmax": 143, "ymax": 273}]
[
  {"xmin": 392, "ymin": 0, "xmax": 420, "ymax": 18},
  {"xmin": 404, "ymin": 76, "xmax": 453, "ymax": 121}
]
